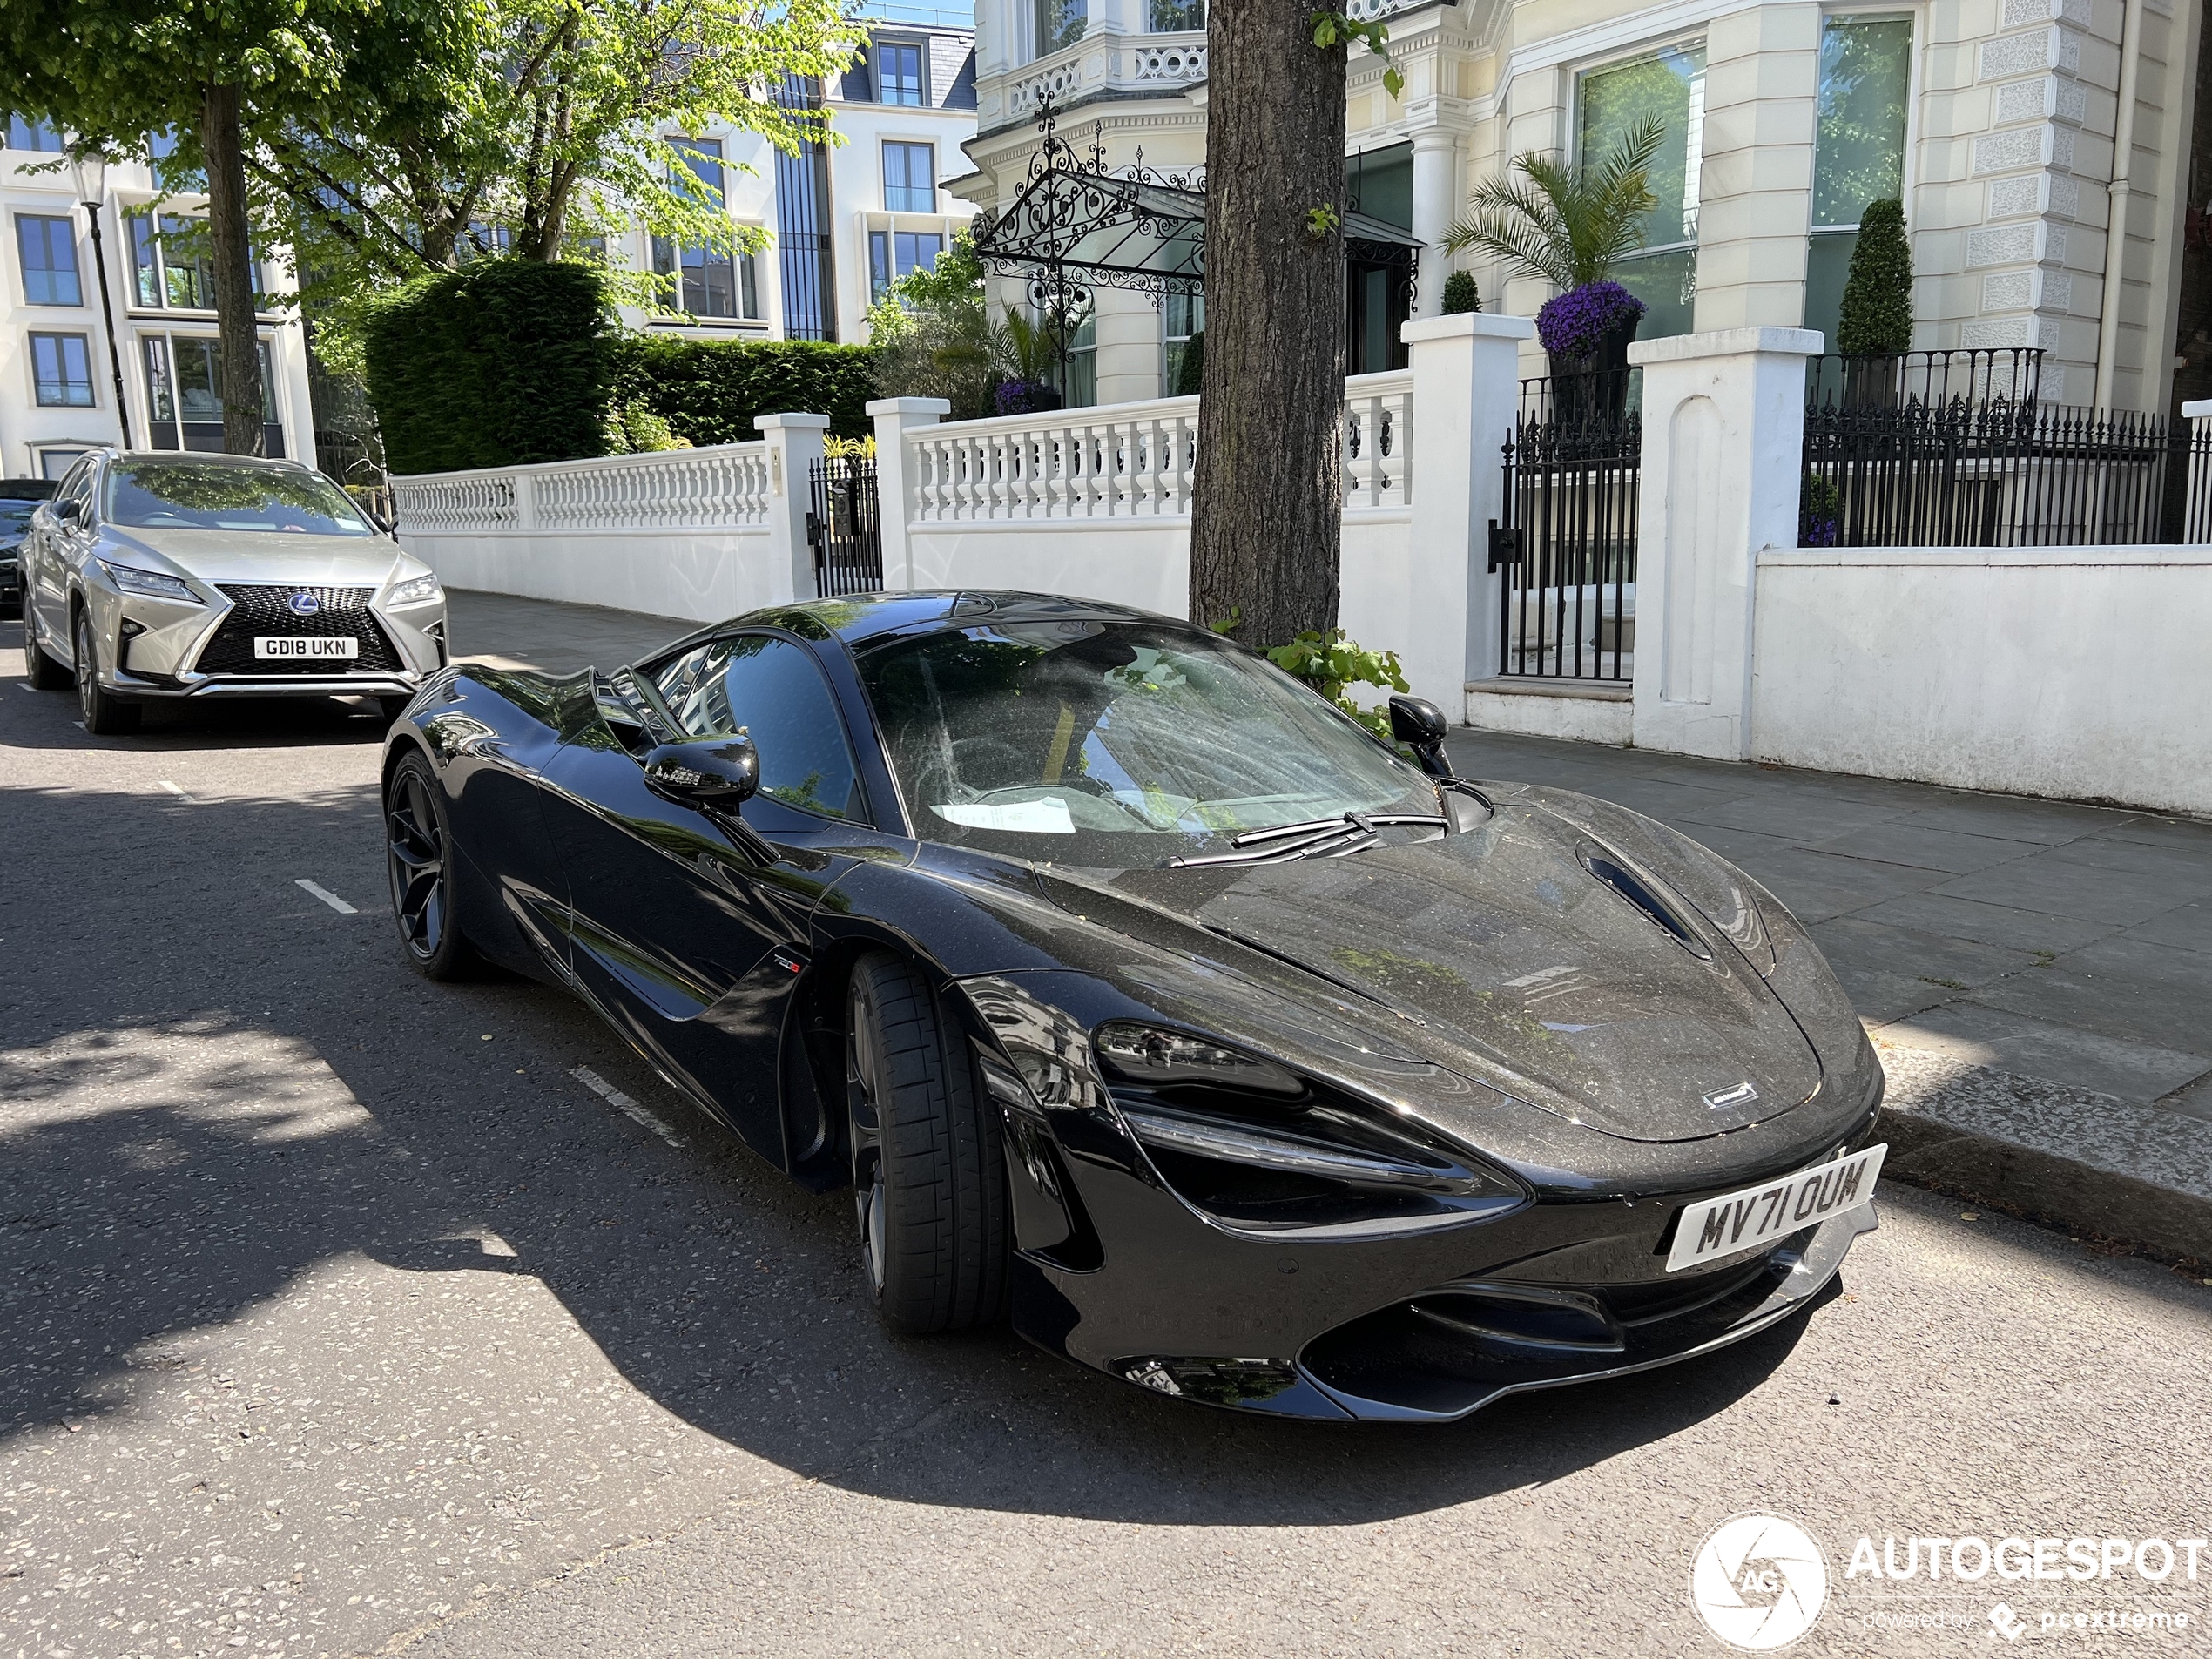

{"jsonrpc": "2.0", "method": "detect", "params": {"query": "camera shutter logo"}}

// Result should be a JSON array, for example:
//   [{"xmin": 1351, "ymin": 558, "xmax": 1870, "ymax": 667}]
[
  {"xmin": 1689, "ymin": 1513, "xmax": 1828, "ymax": 1649},
  {"xmin": 287, "ymin": 591, "xmax": 321, "ymax": 617}
]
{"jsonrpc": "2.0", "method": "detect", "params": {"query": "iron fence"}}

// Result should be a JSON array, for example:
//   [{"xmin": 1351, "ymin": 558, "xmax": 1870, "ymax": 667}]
[
  {"xmin": 1492, "ymin": 374, "xmax": 1641, "ymax": 683},
  {"xmin": 806, "ymin": 455, "xmax": 883, "ymax": 596},
  {"xmin": 2181, "ymin": 416, "xmax": 2212, "ymax": 545},
  {"xmin": 1799, "ymin": 348, "xmax": 2183, "ymax": 547}
]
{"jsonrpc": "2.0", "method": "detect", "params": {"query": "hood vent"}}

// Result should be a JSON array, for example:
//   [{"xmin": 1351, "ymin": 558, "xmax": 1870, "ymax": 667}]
[{"xmin": 1580, "ymin": 846, "xmax": 1710, "ymax": 959}]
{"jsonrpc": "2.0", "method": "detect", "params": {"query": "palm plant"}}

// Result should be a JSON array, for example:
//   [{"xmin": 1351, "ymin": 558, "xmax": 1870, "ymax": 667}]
[{"xmin": 1442, "ymin": 115, "xmax": 1667, "ymax": 292}]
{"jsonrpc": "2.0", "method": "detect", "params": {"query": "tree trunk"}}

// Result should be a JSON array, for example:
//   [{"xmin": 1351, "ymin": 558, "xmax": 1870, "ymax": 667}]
[
  {"xmin": 201, "ymin": 81, "xmax": 266, "ymax": 456},
  {"xmin": 1188, "ymin": 0, "xmax": 1346, "ymax": 644}
]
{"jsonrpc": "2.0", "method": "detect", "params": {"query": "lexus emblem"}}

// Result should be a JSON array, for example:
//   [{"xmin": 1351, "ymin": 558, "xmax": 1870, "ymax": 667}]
[
  {"xmin": 1703, "ymin": 1082, "xmax": 1760, "ymax": 1113},
  {"xmin": 287, "ymin": 591, "xmax": 321, "ymax": 616}
]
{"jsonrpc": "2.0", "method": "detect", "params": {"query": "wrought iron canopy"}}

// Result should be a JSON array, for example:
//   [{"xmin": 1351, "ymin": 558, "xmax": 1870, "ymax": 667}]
[{"xmin": 973, "ymin": 103, "xmax": 1422, "ymax": 307}]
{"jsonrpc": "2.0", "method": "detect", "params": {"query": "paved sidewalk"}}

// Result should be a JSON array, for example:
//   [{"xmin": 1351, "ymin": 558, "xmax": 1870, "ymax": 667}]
[{"xmin": 446, "ymin": 590, "xmax": 2212, "ymax": 1255}]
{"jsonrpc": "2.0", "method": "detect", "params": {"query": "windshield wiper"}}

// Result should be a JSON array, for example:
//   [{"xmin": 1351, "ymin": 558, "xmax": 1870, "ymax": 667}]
[{"xmin": 1168, "ymin": 810, "xmax": 1448, "ymax": 868}]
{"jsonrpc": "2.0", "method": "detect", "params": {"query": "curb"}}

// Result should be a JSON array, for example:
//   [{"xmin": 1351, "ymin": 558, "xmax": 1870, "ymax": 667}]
[{"xmin": 1878, "ymin": 1106, "xmax": 2212, "ymax": 1272}]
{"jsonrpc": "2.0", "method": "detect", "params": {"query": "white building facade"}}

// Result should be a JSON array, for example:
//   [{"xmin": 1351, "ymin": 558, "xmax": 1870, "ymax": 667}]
[
  {"xmin": 606, "ymin": 12, "xmax": 979, "ymax": 346},
  {"xmin": 955, "ymin": 0, "xmax": 2208, "ymax": 415},
  {"xmin": 0, "ymin": 118, "xmax": 318, "ymax": 482}
]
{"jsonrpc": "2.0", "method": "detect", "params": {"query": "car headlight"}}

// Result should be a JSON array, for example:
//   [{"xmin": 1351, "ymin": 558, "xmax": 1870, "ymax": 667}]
[
  {"xmin": 1093, "ymin": 1022, "xmax": 1306, "ymax": 1097},
  {"xmin": 97, "ymin": 559, "xmax": 201, "ymax": 604},
  {"xmin": 387, "ymin": 573, "xmax": 443, "ymax": 608}
]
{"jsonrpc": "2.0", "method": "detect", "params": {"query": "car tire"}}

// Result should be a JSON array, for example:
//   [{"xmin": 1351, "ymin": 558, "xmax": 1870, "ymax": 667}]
[
  {"xmin": 846, "ymin": 951, "xmax": 1008, "ymax": 1334},
  {"xmin": 74, "ymin": 610, "xmax": 140, "ymax": 735},
  {"xmin": 385, "ymin": 749, "xmax": 476, "ymax": 981},
  {"xmin": 24, "ymin": 626, "xmax": 70, "ymax": 691}
]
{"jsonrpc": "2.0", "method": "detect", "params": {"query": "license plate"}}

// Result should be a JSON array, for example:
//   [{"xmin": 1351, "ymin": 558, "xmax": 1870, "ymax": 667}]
[
  {"xmin": 253, "ymin": 636, "xmax": 358, "ymax": 660},
  {"xmin": 1665, "ymin": 1143, "xmax": 1886, "ymax": 1273}
]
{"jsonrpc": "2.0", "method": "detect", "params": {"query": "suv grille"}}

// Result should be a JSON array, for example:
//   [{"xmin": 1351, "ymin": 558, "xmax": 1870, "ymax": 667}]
[{"xmin": 193, "ymin": 584, "xmax": 403, "ymax": 677}]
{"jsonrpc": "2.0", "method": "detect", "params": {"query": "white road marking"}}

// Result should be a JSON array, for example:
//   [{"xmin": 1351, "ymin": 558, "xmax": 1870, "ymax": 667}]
[
  {"xmin": 16, "ymin": 683, "xmax": 33, "ymax": 692},
  {"xmin": 294, "ymin": 879, "xmax": 358, "ymax": 914},
  {"xmin": 159, "ymin": 780, "xmax": 190, "ymax": 799},
  {"xmin": 570, "ymin": 1065, "xmax": 685, "ymax": 1149}
]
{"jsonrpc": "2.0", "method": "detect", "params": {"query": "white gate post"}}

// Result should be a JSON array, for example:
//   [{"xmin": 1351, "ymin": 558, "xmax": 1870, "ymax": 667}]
[
  {"xmin": 1627, "ymin": 327, "xmax": 1822, "ymax": 760},
  {"xmin": 867, "ymin": 396, "xmax": 950, "ymax": 590},
  {"xmin": 1399, "ymin": 311, "xmax": 1535, "ymax": 712},
  {"xmin": 756, "ymin": 412, "xmax": 831, "ymax": 604}
]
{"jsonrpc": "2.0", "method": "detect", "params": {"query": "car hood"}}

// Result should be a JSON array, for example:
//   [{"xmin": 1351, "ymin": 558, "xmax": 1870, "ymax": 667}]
[
  {"xmin": 1035, "ymin": 801, "xmax": 1824, "ymax": 1143},
  {"xmin": 105, "ymin": 526, "xmax": 413, "ymax": 590}
]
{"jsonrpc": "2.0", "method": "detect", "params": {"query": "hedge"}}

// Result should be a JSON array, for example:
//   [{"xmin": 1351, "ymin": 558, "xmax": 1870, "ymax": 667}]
[
  {"xmin": 363, "ymin": 259, "xmax": 612, "ymax": 475},
  {"xmin": 608, "ymin": 334, "xmax": 880, "ymax": 445}
]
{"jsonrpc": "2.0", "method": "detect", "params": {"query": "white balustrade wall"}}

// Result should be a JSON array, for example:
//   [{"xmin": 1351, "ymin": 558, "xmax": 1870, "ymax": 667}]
[{"xmin": 395, "ymin": 439, "xmax": 793, "ymax": 624}]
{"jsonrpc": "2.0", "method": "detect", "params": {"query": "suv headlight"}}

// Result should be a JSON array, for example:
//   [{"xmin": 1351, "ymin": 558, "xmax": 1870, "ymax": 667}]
[
  {"xmin": 387, "ymin": 573, "xmax": 442, "ymax": 607},
  {"xmin": 97, "ymin": 560, "xmax": 200, "ymax": 604}
]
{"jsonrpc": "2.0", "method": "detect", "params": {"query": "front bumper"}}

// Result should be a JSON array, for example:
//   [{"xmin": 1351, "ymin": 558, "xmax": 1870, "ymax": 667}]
[{"xmin": 83, "ymin": 577, "xmax": 445, "ymax": 701}]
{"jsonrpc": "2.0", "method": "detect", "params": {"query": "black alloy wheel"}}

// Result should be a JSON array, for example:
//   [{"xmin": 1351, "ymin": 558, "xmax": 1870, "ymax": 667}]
[
  {"xmin": 846, "ymin": 951, "xmax": 1008, "ymax": 1334},
  {"xmin": 75, "ymin": 609, "xmax": 139, "ymax": 735},
  {"xmin": 386, "ymin": 750, "xmax": 473, "ymax": 979}
]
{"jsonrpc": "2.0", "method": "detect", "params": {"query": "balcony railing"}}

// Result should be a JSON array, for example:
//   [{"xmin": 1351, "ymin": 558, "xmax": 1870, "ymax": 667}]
[{"xmin": 1006, "ymin": 30, "xmax": 1209, "ymax": 118}]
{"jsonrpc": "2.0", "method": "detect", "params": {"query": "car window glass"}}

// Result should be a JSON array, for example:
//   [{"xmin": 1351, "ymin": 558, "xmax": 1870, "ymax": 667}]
[
  {"xmin": 52, "ymin": 460, "xmax": 92, "ymax": 516},
  {"xmin": 648, "ymin": 634, "xmax": 865, "ymax": 821},
  {"xmin": 102, "ymin": 460, "xmax": 373, "ymax": 535}
]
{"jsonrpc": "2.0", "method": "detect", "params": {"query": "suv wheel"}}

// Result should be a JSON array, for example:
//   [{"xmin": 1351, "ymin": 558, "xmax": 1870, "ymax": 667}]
[{"xmin": 75, "ymin": 609, "xmax": 140, "ymax": 735}]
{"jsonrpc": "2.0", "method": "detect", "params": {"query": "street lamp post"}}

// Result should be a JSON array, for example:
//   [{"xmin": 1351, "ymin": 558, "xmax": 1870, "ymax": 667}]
[{"xmin": 70, "ymin": 153, "xmax": 134, "ymax": 450}]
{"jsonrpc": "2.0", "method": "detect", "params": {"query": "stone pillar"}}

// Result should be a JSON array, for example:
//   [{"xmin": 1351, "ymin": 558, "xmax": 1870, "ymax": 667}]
[
  {"xmin": 1408, "ymin": 129, "xmax": 1460, "ymax": 320},
  {"xmin": 867, "ymin": 396, "xmax": 950, "ymax": 590},
  {"xmin": 756, "ymin": 412, "xmax": 831, "ymax": 604},
  {"xmin": 1691, "ymin": 4, "xmax": 1821, "ymax": 333},
  {"xmin": 1399, "ymin": 311, "xmax": 1537, "ymax": 709},
  {"xmin": 1628, "ymin": 327, "xmax": 1821, "ymax": 760}
]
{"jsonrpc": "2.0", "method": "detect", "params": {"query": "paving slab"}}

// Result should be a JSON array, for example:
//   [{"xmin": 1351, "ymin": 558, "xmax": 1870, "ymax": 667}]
[
  {"xmin": 1963, "ymin": 934, "xmax": 2212, "ymax": 1057},
  {"xmin": 1930, "ymin": 853, "xmax": 2200, "ymax": 927},
  {"xmin": 1849, "ymin": 892, "xmax": 2116, "ymax": 955},
  {"xmin": 1797, "ymin": 819, "xmax": 2040, "ymax": 875},
  {"xmin": 2124, "ymin": 900, "xmax": 2212, "ymax": 954},
  {"xmin": 1870, "ymin": 1001, "xmax": 2211, "ymax": 1104}
]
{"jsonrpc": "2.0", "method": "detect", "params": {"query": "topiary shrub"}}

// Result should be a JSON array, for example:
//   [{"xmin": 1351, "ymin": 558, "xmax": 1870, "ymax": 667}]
[
  {"xmin": 608, "ymin": 334, "xmax": 880, "ymax": 445},
  {"xmin": 1836, "ymin": 198, "xmax": 1913, "ymax": 355},
  {"xmin": 363, "ymin": 259, "xmax": 613, "ymax": 475},
  {"xmin": 1173, "ymin": 329, "xmax": 1204, "ymax": 396},
  {"xmin": 1440, "ymin": 271, "xmax": 1481, "ymax": 315}
]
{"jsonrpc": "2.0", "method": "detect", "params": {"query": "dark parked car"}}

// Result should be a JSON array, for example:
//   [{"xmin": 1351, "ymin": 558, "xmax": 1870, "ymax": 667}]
[
  {"xmin": 382, "ymin": 592, "xmax": 1886, "ymax": 1421},
  {"xmin": 0, "ymin": 478, "xmax": 55, "ymax": 617}
]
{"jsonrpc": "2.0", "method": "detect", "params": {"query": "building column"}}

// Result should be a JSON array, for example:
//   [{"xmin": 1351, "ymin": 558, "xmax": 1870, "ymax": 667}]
[
  {"xmin": 867, "ymin": 396, "xmax": 949, "ymax": 589},
  {"xmin": 1628, "ymin": 327, "xmax": 1820, "ymax": 760},
  {"xmin": 1396, "ymin": 310, "xmax": 1536, "ymax": 708},
  {"xmin": 756, "ymin": 412, "xmax": 831, "ymax": 604},
  {"xmin": 1691, "ymin": 4, "xmax": 1821, "ymax": 334},
  {"xmin": 1409, "ymin": 129, "xmax": 1460, "ymax": 320}
]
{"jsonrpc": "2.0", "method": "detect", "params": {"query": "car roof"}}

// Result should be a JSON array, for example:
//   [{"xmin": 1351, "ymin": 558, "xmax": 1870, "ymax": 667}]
[
  {"xmin": 110, "ymin": 450, "xmax": 307, "ymax": 471},
  {"xmin": 731, "ymin": 590, "xmax": 1190, "ymax": 651}
]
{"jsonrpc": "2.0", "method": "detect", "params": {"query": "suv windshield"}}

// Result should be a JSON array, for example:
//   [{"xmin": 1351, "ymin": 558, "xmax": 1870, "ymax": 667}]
[
  {"xmin": 0, "ymin": 501, "xmax": 38, "ymax": 531},
  {"xmin": 103, "ymin": 461, "xmax": 374, "ymax": 535},
  {"xmin": 857, "ymin": 619, "xmax": 1437, "ymax": 866}
]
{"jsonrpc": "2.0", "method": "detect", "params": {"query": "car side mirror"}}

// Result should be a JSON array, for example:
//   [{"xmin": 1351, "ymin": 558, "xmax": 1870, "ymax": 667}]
[
  {"xmin": 644, "ymin": 737, "xmax": 759, "ymax": 809},
  {"xmin": 1389, "ymin": 695, "xmax": 1453, "ymax": 778},
  {"xmin": 56, "ymin": 500, "xmax": 82, "ymax": 523}
]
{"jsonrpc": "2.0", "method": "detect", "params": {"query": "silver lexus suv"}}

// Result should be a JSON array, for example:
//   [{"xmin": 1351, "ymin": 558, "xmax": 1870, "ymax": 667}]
[{"xmin": 21, "ymin": 449, "xmax": 447, "ymax": 734}]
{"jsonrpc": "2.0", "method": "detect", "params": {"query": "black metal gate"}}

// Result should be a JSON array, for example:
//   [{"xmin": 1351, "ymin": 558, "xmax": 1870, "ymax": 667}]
[
  {"xmin": 806, "ymin": 455, "xmax": 882, "ymax": 597},
  {"xmin": 1490, "ymin": 374, "xmax": 1641, "ymax": 683}
]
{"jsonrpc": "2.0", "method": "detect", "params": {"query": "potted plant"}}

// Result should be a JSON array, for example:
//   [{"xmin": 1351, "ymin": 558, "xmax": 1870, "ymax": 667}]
[
  {"xmin": 1444, "ymin": 114, "xmax": 1666, "ymax": 420},
  {"xmin": 1834, "ymin": 198, "xmax": 1912, "ymax": 409}
]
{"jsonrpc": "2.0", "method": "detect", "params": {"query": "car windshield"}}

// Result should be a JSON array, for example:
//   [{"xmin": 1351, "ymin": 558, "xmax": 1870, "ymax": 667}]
[
  {"xmin": 103, "ymin": 462, "xmax": 374, "ymax": 536},
  {"xmin": 0, "ymin": 501, "xmax": 38, "ymax": 530},
  {"xmin": 856, "ymin": 618, "xmax": 1438, "ymax": 866}
]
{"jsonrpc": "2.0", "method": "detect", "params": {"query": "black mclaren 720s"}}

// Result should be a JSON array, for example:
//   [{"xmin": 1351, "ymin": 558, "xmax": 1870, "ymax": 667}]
[{"xmin": 382, "ymin": 591, "xmax": 1887, "ymax": 1422}]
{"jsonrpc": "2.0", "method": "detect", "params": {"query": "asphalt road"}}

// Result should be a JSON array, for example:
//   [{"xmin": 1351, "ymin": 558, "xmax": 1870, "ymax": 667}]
[{"xmin": 4, "ymin": 622, "xmax": 2210, "ymax": 1659}]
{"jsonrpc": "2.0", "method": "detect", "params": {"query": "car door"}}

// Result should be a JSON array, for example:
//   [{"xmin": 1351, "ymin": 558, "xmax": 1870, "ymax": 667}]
[
  {"xmin": 26, "ymin": 457, "xmax": 93, "ymax": 655},
  {"xmin": 538, "ymin": 631, "xmax": 896, "ymax": 1163}
]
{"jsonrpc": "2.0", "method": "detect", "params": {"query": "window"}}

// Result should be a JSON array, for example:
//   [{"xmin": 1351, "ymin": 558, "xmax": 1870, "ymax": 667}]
[
  {"xmin": 5, "ymin": 115, "xmax": 64, "ymax": 152},
  {"xmin": 142, "ymin": 334, "xmax": 283, "ymax": 455},
  {"xmin": 648, "ymin": 634, "xmax": 865, "ymax": 821},
  {"xmin": 30, "ymin": 333, "xmax": 94, "ymax": 407},
  {"xmin": 650, "ymin": 137, "xmax": 760, "ymax": 320},
  {"xmin": 1806, "ymin": 16, "xmax": 1913, "ymax": 349},
  {"xmin": 129, "ymin": 214, "xmax": 222, "ymax": 309},
  {"xmin": 38, "ymin": 448, "xmax": 91, "ymax": 482},
  {"xmin": 1034, "ymin": 0, "xmax": 1086, "ymax": 59},
  {"xmin": 16, "ymin": 215, "xmax": 83, "ymax": 307},
  {"xmin": 883, "ymin": 142, "xmax": 936, "ymax": 213},
  {"xmin": 773, "ymin": 78, "xmax": 838, "ymax": 341},
  {"xmin": 877, "ymin": 41, "xmax": 926, "ymax": 105},
  {"xmin": 1575, "ymin": 45, "xmax": 1705, "ymax": 340},
  {"xmin": 869, "ymin": 230, "xmax": 944, "ymax": 300},
  {"xmin": 1149, "ymin": 0, "xmax": 1204, "ymax": 30},
  {"xmin": 1053, "ymin": 307, "xmax": 1096, "ymax": 408},
  {"xmin": 1163, "ymin": 291, "xmax": 1203, "ymax": 396}
]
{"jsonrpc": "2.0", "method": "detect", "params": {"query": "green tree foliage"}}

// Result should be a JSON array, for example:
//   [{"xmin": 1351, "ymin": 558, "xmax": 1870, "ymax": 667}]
[
  {"xmin": 1836, "ymin": 198, "xmax": 1913, "ymax": 354},
  {"xmin": 1264, "ymin": 630, "xmax": 1409, "ymax": 739},
  {"xmin": 1440, "ymin": 271, "xmax": 1481, "ymax": 314},
  {"xmin": 363, "ymin": 258, "xmax": 612, "ymax": 473},
  {"xmin": 1173, "ymin": 330, "xmax": 1205, "ymax": 396},
  {"xmin": 1442, "ymin": 116, "xmax": 1664, "ymax": 292},
  {"xmin": 866, "ymin": 232, "xmax": 1088, "ymax": 419},
  {"xmin": 608, "ymin": 335, "xmax": 879, "ymax": 446}
]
